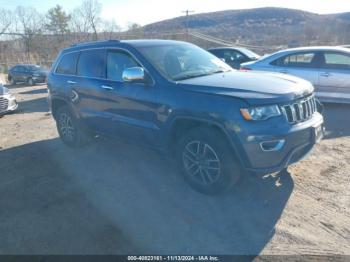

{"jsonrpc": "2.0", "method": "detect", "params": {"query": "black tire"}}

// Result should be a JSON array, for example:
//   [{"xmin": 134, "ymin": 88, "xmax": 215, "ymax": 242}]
[
  {"xmin": 28, "ymin": 77, "xmax": 34, "ymax": 86},
  {"xmin": 9, "ymin": 77, "xmax": 16, "ymax": 86},
  {"xmin": 176, "ymin": 127, "xmax": 242, "ymax": 195},
  {"xmin": 55, "ymin": 105, "xmax": 91, "ymax": 147}
]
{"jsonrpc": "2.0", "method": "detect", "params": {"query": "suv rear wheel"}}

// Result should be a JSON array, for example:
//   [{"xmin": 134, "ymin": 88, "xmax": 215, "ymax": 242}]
[
  {"xmin": 56, "ymin": 105, "xmax": 90, "ymax": 147},
  {"xmin": 176, "ymin": 127, "xmax": 242, "ymax": 195},
  {"xmin": 28, "ymin": 77, "xmax": 34, "ymax": 86}
]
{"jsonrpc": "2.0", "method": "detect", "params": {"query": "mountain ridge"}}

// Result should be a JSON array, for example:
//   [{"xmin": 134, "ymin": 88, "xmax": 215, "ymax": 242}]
[{"xmin": 142, "ymin": 7, "xmax": 350, "ymax": 48}]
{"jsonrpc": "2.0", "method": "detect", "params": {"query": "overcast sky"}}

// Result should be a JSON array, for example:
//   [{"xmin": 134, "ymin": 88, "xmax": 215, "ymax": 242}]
[{"xmin": 2, "ymin": 0, "xmax": 350, "ymax": 28}]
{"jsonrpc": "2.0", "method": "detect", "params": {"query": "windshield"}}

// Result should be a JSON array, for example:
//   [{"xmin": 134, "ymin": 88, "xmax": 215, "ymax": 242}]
[
  {"xmin": 137, "ymin": 43, "xmax": 232, "ymax": 81},
  {"xmin": 28, "ymin": 65, "xmax": 42, "ymax": 71},
  {"xmin": 240, "ymin": 48, "xmax": 260, "ymax": 59}
]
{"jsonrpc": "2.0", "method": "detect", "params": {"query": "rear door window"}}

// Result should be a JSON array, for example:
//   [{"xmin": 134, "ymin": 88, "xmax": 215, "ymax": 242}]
[
  {"xmin": 77, "ymin": 49, "xmax": 106, "ymax": 78},
  {"xmin": 56, "ymin": 52, "xmax": 79, "ymax": 75},
  {"xmin": 272, "ymin": 52, "xmax": 317, "ymax": 68}
]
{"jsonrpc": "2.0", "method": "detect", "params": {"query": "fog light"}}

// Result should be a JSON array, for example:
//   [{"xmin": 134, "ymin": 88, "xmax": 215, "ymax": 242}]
[{"xmin": 260, "ymin": 139, "xmax": 285, "ymax": 152}]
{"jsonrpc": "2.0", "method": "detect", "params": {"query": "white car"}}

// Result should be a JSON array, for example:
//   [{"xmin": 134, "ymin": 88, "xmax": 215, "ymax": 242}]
[
  {"xmin": 0, "ymin": 79, "xmax": 17, "ymax": 115},
  {"xmin": 241, "ymin": 46, "xmax": 350, "ymax": 104}
]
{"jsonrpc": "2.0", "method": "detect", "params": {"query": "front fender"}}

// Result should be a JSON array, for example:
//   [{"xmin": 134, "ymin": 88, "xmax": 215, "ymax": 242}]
[{"xmin": 164, "ymin": 114, "xmax": 247, "ymax": 168}]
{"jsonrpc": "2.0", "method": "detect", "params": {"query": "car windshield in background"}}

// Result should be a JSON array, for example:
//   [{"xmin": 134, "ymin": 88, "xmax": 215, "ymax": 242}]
[
  {"xmin": 137, "ymin": 43, "xmax": 232, "ymax": 81},
  {"xmin": 241, "ymin": 48, "xmax": 260, "ymax": 59},
  {"xmin": 28, "ymin": 65, "xmax": 42, "ymax": 71}
]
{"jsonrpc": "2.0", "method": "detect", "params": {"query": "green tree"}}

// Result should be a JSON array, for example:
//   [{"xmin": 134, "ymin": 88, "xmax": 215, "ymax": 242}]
[
  {"xmin": 127, "ymin": 22, "xmax": 142, "ymax": 31},
  {"xmin": 45, "ymin": 5, "xmax": 71, "ymax": 35}
]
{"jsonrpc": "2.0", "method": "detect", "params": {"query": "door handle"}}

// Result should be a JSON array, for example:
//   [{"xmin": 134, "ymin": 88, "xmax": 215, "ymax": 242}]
[
  {"xmin": 320, "ymin": 72, "xmax": 331, "ymax": 77},
  {"xmin": 101, "ymin": 85, "xmax": 113, "ymax": 90},
  {"xmin": 279, "ymin": 70, "xmax": 288, "ymax": 74},
  {"xmin": 67, "ymin": 80, "xmax": 76, "ymax": 84}
]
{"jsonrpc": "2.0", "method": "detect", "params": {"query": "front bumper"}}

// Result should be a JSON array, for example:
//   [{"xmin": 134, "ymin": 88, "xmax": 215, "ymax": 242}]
[
  {"xmin": 236, "ymin": 112, "xmax": 324, "ymax": 174},
  {"xmin": 0, "ymin": 94, "xmax": 18, "ymax": 115},
  {"xmin": 32, "ymin": 76, "xmax": 46, "ymax": 83}
]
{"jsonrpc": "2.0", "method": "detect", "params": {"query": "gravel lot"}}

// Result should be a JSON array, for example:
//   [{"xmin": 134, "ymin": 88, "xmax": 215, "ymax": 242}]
[{"xmin": 0, "ymin": 84, "xmax": 349, "ymax": 255}]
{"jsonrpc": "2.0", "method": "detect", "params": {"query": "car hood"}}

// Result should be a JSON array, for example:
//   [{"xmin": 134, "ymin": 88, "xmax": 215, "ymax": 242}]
[{"xmin": 178, "ymin": 71, "xmax": 314, "ymax": 105}]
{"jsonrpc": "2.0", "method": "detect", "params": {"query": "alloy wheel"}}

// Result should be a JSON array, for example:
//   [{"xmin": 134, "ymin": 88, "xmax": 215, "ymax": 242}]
[
  {"xmin": 182, "ymin": 140, "xmax": 221, "ymax": 185},
  {"xmin": 59, "ymin": 113, "xmax": 75, "ymax": 142}
]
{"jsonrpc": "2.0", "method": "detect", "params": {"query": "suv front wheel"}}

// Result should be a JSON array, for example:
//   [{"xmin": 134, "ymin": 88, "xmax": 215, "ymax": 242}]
[
  {"xmin": 177, "ymin": 127, "xmax": 242, "ymax": 195},
  {"xmin": 56, "ymin": 105, "xmax": 90, "ymax": 147}
]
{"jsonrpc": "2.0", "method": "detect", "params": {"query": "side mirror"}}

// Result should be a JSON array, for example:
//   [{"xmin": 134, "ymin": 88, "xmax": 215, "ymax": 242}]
[{"xmin": 122, "ymin": 67, "xmax": 145, "ymax": 82}]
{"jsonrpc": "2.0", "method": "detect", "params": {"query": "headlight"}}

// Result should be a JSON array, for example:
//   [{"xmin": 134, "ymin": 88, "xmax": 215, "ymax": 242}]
[
  {"xmin": 1, "ymin": 86, "xmax": 9, "ymax": 95},
  {"xmin": 240, "ymin": 105, "xmax": 281, "ymax": 121}
]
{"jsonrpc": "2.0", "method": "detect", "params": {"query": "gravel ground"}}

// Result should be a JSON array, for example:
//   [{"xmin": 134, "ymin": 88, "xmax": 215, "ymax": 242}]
[{"xmin": 0, "ymin": 84, "xmax": 349, "ymax": 255}]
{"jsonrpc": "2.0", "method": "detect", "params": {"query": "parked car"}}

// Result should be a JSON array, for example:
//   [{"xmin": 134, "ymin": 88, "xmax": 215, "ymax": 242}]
[
  {"xmin": 47, "ymin": 40, "xmax": 324, "ymax": 194},
  {"xmin": 208, "ymin": 47, "xmax": 260, "ymax": 69},
  {"xmin": 241, "ymin": 46, "xmax": 350, "ymax": 104},
  {"xmin": 0, "ymin": 79, "xmax": 17, "ymax": 115},
  {"xmin": 8, "ymin": 64, "xmax": 47, "ymax": 86}
]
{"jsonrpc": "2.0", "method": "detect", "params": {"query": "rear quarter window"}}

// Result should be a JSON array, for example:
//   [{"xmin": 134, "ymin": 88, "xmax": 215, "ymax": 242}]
[{"xmin": 56, "ymin": 52, "xmax": 79, "ymax": 75}]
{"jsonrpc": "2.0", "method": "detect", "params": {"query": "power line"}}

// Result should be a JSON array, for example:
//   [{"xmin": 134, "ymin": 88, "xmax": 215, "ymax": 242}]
[
  {"xmin": 190, "ymin": 31, "xmax": 273, "ymax": 50},
  {"xmin": 182, "ymin": 9, "xmax": 195, "ymax": 38}
]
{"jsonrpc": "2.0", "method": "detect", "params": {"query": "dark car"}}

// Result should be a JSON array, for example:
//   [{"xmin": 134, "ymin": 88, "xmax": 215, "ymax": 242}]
[
  {"xmin": 208, "ymin": 47, "xmax": 260, "ymax": 69},
  {"xmin": 47, "ymin": 40, "xmax": 324, "ymax": 194},
  {"xmin": 8, "ymin": 64, "xmax": 47, "ymax": 86}
]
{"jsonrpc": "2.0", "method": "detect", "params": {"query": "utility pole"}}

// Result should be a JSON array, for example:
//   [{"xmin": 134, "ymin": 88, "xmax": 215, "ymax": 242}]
[{"xmin": 182, "ymin": 10, "xmax": 194, "ymax": 40}]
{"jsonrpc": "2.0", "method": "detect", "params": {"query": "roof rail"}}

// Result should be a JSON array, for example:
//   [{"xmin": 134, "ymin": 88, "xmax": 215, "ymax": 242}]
[{"xmin": 70, "ymin": 39, "xmax": 120, "ymax": 47}]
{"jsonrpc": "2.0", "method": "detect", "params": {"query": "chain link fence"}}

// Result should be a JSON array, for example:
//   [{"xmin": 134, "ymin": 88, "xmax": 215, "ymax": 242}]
[{"xmin": 0, "ymin": 30, "xmax": 284, "ymax": 78}]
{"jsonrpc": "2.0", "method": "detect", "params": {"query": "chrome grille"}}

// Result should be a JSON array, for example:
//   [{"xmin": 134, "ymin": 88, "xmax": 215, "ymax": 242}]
[
  {"xmin": 0, "ymin": 97, "xmax": 9, "ymax": 111},
  {"xmin": 281, "ymin": 96, "xmax": 317, "ymax": 124}
]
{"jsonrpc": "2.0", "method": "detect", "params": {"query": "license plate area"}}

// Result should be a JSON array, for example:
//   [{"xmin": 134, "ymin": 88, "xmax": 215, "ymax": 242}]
[{"xmin": 313, "ymin": 124, "xmax": 323, "ymax": 143}]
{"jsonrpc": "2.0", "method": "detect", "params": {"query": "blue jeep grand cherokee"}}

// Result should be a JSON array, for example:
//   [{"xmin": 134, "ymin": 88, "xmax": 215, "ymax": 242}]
[{"xmin": 47, "ymin": 40, "xmax": 324, "ymax": 194}]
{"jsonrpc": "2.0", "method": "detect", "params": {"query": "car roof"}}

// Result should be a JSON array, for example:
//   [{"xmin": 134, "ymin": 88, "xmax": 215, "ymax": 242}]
[
  {"xmin": 122, "ymin": 39, "xmax": 189, "ymax": 47},
  {"xmin": 207, "ymin": 46, "xmax": 253, "ymax": 53},
  {"xmin": 207, "ymin": 46, "xmax": 261, "ymax": 57},
  {"xmin": 208, "ymin": 46, "xmax": 247, "ymax": 51},
  {"xmin": 63, "ymin": 39, "xmax": 190, "ymax": 53},
  {"xmin": 14, "ymin": 64, "xmax": 39, "ymax": 67},
  {"xmin": 276, "ymin": 46, "xmax": 350, "ymax": 54}
]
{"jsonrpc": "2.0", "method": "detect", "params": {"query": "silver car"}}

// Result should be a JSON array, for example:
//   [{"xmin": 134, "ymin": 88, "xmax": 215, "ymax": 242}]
[
  {"xmin": 0, "ymin": 81, "xmax": 17, "ymax": 115},
  {"xmin": 241, "ymin": 46, "xmax": 350, "ymax": 103}
]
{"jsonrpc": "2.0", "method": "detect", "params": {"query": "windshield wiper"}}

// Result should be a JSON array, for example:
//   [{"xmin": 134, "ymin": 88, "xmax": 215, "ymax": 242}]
[
  {"xmin": 173, "ymin": 69, "xmax": 229, "ymax": 81},
  {"xmin": 173, "ymin": 73, "xmax": 210, "ymax": 81},
  {"xmin": 208, "ymin": 69, "xmax": 228, "ymax": 74}
]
